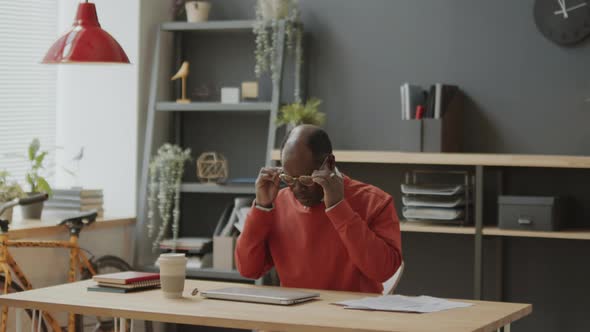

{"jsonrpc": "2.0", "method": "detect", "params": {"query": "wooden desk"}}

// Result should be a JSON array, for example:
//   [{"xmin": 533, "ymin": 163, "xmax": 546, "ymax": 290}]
[
  {"xmin": 6, "ymin": 217, "xmax": 135, "ymax": 239},
  {"xmin": 0, "ymin": 279, "xmax": 531, "ymax": 332}
]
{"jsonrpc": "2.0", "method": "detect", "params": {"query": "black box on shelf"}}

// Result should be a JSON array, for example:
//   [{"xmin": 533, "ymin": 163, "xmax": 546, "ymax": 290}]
[{"xmin": 498, "ymin": 196, "xmax": 565, "ymax": 231}]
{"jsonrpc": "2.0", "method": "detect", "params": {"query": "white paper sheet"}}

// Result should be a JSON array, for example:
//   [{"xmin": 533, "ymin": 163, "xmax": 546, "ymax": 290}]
[{"xmin": 334, "ymin": 295, "xmax": 473, "ymax": 313}]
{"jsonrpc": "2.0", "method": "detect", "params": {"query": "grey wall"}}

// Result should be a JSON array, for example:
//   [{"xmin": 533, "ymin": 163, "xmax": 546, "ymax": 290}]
[
  {"xmin": 210, "ymin": 0, "xmax": 590, "ymax": 154},
  {"xmin": 164, "ymin": 1, "xmax": 590, "ymax": 331}
]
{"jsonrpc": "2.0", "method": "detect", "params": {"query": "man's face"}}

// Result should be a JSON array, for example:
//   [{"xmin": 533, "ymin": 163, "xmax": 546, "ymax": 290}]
[{"xmin": 281, "ymin": 144, "xmax": 326, "ymax": 207}]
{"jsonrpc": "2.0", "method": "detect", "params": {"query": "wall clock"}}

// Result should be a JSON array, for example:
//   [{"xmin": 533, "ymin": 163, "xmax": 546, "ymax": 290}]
[{"xmin": 534, "ymin": 0, "xmax": 590, "ymax": 45}]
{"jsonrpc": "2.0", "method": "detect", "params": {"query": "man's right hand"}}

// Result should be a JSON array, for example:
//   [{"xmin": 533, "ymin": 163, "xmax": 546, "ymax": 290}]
[{"xmin": 255, "ymin": 167, "xmax": 281, "ymax": 208}]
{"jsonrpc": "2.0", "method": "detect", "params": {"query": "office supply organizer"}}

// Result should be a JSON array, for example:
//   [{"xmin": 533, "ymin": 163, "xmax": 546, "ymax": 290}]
[{"xmin": 401, "ymin": 169, "xmax": 474, "ymax": 226}]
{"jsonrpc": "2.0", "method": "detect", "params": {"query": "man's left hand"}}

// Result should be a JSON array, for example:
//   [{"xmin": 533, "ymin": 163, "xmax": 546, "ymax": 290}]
[{"xmin": 312, "ymin": 169, "xmax": 344, "ymax": 208}]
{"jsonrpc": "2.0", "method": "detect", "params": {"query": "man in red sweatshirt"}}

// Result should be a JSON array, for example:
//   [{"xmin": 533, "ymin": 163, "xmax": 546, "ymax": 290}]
[{"xmin": 235, "ymin": 125, "xmax": 402, "ymax": 293}]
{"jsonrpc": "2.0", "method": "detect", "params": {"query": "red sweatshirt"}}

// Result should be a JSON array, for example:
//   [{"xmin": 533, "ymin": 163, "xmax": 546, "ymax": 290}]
[{"xmin": 235, "ymin": 176, "xmax": 402, "ymax": 293}]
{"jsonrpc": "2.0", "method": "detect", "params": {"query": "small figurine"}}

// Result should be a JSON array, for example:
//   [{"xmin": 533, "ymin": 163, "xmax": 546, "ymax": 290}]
[{"xmin": 171, "ymin": 61, "xmax": 190, "ymax": 104}]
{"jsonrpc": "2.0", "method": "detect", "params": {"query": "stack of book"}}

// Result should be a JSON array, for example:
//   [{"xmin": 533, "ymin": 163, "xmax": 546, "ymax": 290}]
[
  {"xmin": 88, "ymin": 271, "xmax": 160, "ymax": 293},
  {"xmin": 45, "ymin": 188, "xmax": 104, "ymax": 218}
]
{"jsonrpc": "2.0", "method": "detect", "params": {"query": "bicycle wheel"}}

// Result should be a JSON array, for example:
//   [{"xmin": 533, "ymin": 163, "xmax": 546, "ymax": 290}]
[
  {"xmin": 77, "ymin": 255, "xmax": 132, "ymax": 332},
  {"xmin": 0, "ymin": 276, "xmax": 48, "ymax": 332}
]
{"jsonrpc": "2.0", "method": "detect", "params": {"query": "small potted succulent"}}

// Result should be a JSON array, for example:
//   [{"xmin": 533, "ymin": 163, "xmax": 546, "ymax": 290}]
[
  {"xmin": 277, "ymin": 97, "xmax": 326, "ymax": 132},
  {"xmin": 0, "ymin": 171, "xmax": 25, "ymax": 222},
  {"xmin": 171, "ymin": 0, "xmax": 211, "ymax": 22},
  {"xmin": 21, "ymin": 138, "xmax": 52, "ymax": 219}
]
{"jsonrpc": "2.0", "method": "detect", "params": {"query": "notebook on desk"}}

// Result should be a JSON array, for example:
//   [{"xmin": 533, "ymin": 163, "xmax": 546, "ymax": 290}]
[{"xmin": 200, "ymin": 287, "xmax": 320, "ymax": 305}]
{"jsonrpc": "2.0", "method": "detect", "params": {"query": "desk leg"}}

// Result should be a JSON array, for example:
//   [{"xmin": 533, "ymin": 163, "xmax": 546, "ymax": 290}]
[{"xmin": 504, "ymin": 323, "xmax": 511, "ymax": 332}]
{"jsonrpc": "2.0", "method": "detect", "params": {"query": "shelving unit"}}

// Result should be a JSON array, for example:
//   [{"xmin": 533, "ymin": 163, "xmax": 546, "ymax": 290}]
[
  {"xmin": 180, "ymin": 183, "xmax": 255, "ymax": 194},
  {"xmin": 135, "ymin": 20, "xmax": 301, "ymax": 284},
  {"xmin": 272, "ymin": 149, "xmax": 590, "ymax": 168},
  {"xmin": 156, "ymin": 101, "xmax": 271, "ymax": 112},
  {"xmin": 273, "ymin": 148, "xmax": 590, "ymax": 301},
  {"xmin": 142, "ymin": 265, "xmax": 255, "ymax": 283}
]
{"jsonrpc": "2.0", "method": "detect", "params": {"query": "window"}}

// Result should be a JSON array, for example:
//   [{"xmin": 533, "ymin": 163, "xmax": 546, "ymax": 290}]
[{"xmin": 0, "ymin": 1, "xmax": 58, "ymax": 186}]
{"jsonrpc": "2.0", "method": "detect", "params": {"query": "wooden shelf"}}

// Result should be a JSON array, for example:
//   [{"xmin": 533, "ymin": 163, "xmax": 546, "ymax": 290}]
[
  {"xmin": 181, "ymin": 183, "xmax": 255, "ymax": 194},
  {"xmin": 156, "ymin": 102, "xmax": 271, "ymax": 113},
  {"xmin": 161, "ymin": 20, "xmax": 254, "ymax": 32},
  {"xmin": 7, "ymin": 217, "xmax": 135, "ymax": 240},
  {"xmin": 400, "ymin": 221, "xmax": 475, "ymax": 235},
  {"xmin": 483, "ymin": 227, "xmax": 590, "ymax": 240},
  {"xmin": 271, "ymin": 150, "xmax": 590, "ymax": 169}
]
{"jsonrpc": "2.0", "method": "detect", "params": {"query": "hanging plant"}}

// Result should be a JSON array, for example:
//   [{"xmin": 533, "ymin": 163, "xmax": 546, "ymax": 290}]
[
  {"xmin": 147, "ymin": 143, "xmax": 191, "ymax": 251},
  {"xmin": 253, "ymin": 0, "xmax": 303, "ymax": 102}
]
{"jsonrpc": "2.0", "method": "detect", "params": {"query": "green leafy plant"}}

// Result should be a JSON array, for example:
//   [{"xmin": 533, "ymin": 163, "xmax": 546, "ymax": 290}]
[
  {"xmin": 25, "ymin": 138, "xmax": 52, "ymax": 196},
  {"xmin": 0, "ymin": 171, "xmax": 24, "ymax": 202},
  {"xmin": 277, "ymin": 98, "xmax": 326, "ymax": 128},
  {"xmin": 147, "ymin": 143, "xmax": 191, "ymax": 251},
  {"xmin": 254, "ymin": 0, "xmax": 303, "ymax": 102}
]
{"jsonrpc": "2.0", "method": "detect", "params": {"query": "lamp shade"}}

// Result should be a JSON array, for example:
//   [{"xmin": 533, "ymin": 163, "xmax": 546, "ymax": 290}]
[{"xmin": 42, "ymin": 2, "xmax": 129, "ymax": 64}]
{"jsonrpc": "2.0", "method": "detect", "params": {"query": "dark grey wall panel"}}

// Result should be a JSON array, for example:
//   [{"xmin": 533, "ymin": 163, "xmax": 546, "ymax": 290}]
[{"xmin": 210, "ymin": 0, "xmax": 590, "ymax": 154}]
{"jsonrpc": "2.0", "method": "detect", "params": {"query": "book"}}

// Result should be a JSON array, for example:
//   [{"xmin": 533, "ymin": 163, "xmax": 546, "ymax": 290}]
[
  {"xmin": 88, "ymin": 284, "xmax": 160, "ymax": 293},
  {"xmin": 97, "ymin": 278, "xmax": 161, "ymax": 289},
  {"xmin": 92, "ymin": 271, "xmax": 159, "ymax": 285},
  {"xmin": 52, "ymin": 188, "xmax": 103, "ymax": 198}
]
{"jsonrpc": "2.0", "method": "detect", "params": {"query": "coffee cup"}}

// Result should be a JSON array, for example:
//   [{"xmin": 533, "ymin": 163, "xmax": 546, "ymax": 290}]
[{"xmin": 157, "ymin": 253, "xmax": 187, "ymax": 298}]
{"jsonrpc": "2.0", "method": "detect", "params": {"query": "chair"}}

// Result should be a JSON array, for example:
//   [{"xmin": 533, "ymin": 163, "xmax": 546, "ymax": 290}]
[{"xmin": 382, "ymin": 261, "xmax": 405, "ymax": 295}]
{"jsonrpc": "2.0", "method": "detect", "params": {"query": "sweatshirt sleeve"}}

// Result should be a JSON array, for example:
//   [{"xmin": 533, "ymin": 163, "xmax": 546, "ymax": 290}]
[
  {"xmin": 326, "ymin": 196, "xmax": 402, "ymax": 283},
  {"xmin": 234, "ymin": 205, "xmax": 275, "ymax": 279}
]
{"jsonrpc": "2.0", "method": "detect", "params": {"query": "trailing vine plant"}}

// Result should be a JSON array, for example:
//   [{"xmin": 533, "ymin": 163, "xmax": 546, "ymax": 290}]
[
  {"xmin": 147, "ymin": 143, "xmax": 191, "ymax": 251},
  {"xmin": 254, "ymin": 0, "xmax": 303, "ymax": 103}
]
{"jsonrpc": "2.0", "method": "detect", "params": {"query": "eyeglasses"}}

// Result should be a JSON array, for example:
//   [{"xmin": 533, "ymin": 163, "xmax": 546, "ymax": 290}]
[{"xmin": 279, "ymin": 158, "xmax": 328, "ymax": 187}]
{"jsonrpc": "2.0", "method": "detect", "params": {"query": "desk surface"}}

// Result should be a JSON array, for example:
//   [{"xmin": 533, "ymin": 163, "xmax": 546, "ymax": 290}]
[{"xmin": 0, "ymin": 279, "xmax": 531, "ymax": 332}]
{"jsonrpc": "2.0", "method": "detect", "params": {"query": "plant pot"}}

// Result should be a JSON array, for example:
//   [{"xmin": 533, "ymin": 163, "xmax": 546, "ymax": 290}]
[
  {"xmin": 0, "ymin": 206, "xmax": 13, "ymax": 223},
  {"xmin": 20, "ymin": 194, "xmax": 44, "ymax": 220},
  {"xmin": 185, "ymin": 1, "xmax": 211, "ymax": 23},
  {"xmin": 258, "ymin": 0, "xmax": 289, "ymax": 20}
]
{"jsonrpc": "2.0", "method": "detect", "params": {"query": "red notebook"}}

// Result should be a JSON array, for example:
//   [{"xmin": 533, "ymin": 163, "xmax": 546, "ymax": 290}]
[{"xmin": 92, "ymin": 271, "xmax": 160, "ymax": 285}]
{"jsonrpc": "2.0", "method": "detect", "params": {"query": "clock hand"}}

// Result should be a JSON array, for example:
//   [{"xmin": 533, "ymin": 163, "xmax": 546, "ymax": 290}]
[
  {"xmin": 554, "ymin": 1, "xmax": 588, "ymax": 15},
  {"xmin": 557, "ymin": 0, "xmax": 569, "ymax": 18}
]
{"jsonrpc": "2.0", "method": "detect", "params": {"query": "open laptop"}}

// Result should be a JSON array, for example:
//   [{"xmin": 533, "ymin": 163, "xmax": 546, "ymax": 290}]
[{"xmin": 200, "ymin": 287, "xmax": 320, "ymax": 305}]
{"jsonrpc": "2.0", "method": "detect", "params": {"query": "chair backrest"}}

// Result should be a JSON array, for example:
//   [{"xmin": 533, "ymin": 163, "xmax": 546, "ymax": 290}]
[{"xmin": 381, "ymin": 261, "xmax": 405, "ymax": 295}]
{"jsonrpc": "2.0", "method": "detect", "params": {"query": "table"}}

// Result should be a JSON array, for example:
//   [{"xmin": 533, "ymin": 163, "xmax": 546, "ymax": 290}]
[{"xmin": 0, "ymin": 279, "xmax": 531, "ymax": 332}]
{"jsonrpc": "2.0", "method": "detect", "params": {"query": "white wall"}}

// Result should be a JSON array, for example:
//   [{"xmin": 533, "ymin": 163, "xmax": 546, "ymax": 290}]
[{"xmin": 55, "ymin": 0, "xmax": 140, "ymax": 217}]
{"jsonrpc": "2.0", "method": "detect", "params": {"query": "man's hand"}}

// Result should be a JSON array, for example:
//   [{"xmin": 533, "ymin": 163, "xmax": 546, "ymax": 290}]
[
  {"xmin": 255, "ymin": 167, "xmax": 281, "ymax": 208},
  {"xmin": 312, "ymin": 169, "xmax": 344, "ymax": 208}
]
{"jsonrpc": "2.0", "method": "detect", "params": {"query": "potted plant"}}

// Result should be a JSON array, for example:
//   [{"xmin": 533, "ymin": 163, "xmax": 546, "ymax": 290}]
[
  {"xmin": 0, "ymin": 171, "xmax": 25, "ymax": 222},
  {"xmin": 147, "ymin": 143, "xmax": 191, "ymax": 251},
  {"xmin": 277, "ymin": 97, "xmax": 326, "ymax": 132},
  {"xmin": 21, "ymin": 138, "xmax": 52, "ymax": 219},
  {"xmin": 254, "ymin": 0, "xmax": 303, "ymax": 102},
  {"xmin": 171, "ymin": 0, "xmax": 211, "ymax": 22}
]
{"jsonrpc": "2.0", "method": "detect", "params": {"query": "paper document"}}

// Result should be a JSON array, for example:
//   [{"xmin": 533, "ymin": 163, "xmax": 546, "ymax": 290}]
[
  {"xmin": 401, "ymin": 184, "xmax": 465, "ymax": 196},
  {"xmin": 334, "ymin": 295, "xmax": 472, "ymax": 313}
]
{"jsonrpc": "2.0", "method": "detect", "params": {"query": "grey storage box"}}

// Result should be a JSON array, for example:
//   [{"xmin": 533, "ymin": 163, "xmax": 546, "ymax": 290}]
[{"xmin": 498, "ymin": 196, "xmax": 565, "ymax": 231}]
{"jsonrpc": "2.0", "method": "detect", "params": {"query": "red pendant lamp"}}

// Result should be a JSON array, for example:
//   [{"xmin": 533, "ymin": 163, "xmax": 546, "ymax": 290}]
[{"xmin": 43, "ymin": 1, "xmax": 129, "ymax": 64}]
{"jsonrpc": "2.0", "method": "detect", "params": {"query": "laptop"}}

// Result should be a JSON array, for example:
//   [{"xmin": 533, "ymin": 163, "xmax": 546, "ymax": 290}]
[{"xmin": 200, "ymin": 287, "xmax": 320, "ymax": 305}]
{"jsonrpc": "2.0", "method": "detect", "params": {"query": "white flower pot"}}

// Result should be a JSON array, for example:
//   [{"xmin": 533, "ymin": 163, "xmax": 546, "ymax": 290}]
[
  {"xmin": 0, "ymin": 206, "xmax": 13, "ymax": 223},
  {"xmin": 258, "ymin": 0, "xmax": 289, "ymax": 20},
  {"xmin": 185, "ymin": 1, "xmax": 211, "ymax": 23}
]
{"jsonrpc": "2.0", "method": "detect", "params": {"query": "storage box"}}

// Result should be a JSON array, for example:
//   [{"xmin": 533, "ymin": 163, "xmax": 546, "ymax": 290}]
[
  {"xmin": 399, "ymin": 92, "xmax": 463, "ymax": 153},
  {"xmin": 498, "ymin": 196, "xmax": 565, "ymax": 231},
  {"xmin": 213, "ymin": 236, "xmax": 236, "ymax": 270}
]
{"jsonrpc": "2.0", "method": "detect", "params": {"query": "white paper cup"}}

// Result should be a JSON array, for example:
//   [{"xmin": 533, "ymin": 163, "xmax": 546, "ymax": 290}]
[{"xmin": 157, "ymin": 253, "xmax": 187, "ymax": 298}]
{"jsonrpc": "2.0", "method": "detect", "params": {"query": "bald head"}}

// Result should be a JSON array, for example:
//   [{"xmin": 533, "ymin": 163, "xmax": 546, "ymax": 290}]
[
  {"xmin": 280, "ymin": 125, "xmax": 334, "ymax": 206},
  {"xmin": 281, "ymin": 125, "xmax": 332, "ymax": 166}
]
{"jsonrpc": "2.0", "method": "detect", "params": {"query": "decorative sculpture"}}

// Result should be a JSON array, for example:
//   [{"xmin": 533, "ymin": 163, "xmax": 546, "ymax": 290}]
[{"xmin": 171, "ymin": 61, "xmax": 190, "ymax": 104}]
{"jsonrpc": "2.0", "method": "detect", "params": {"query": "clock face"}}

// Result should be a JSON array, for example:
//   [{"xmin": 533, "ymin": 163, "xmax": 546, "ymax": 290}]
[{"xmin": 534, "ymin": 0, "xmax": 590, "ymax": 45}]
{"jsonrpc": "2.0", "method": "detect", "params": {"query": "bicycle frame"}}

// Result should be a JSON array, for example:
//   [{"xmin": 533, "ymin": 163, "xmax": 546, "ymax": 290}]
[{"xmin": 0, "ymin": 230, "xmax": 97, "ymax": 332}]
